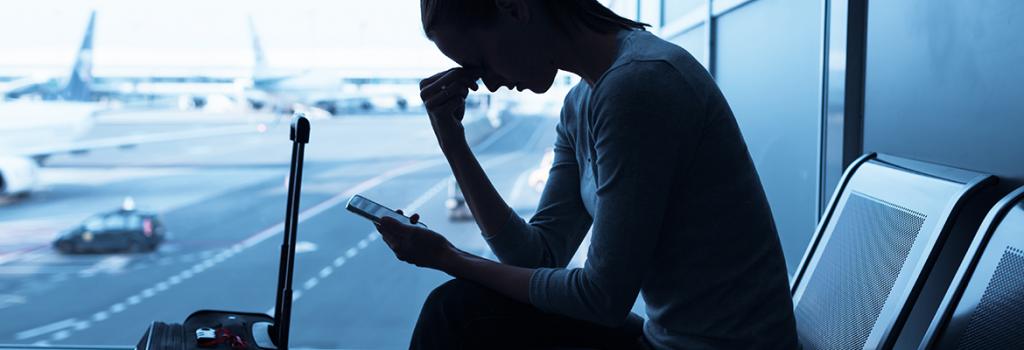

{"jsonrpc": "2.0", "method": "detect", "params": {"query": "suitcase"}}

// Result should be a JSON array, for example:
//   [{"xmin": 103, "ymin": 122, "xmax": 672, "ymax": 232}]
[{"xmin": 135, "ymin": 114, "xmax": 311, "ymax": 350}]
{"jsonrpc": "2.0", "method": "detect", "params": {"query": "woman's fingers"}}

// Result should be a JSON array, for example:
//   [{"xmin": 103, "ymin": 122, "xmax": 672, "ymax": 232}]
[
  {"xmin": 392, "ymin": 210, "xmax": 421, "ymax": 225},
  {"xmin": 420, "ymin": 68, "xmax": 482, "ymax": 101},
  {"xmin": 419, "ymin": 68, "xmax": 457, "ymax": 89},
  {"xmin": 423, "ymin": 89, "xmax": 469, "ymax": 110}
]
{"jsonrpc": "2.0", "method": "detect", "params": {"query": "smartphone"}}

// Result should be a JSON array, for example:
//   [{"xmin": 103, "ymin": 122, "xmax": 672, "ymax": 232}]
[{"xmin": 346, "ymin": 195, "xmax": 427, "ymax": 228}]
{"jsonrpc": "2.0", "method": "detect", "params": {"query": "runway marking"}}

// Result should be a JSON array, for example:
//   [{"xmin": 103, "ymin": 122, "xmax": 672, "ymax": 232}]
[
  {"xmin": 295, "ymin": 241, "xmax": 318, "ymax": 254},
  {"xmin": 50, "ymin": 330, "xmax": 70, "ymax": 341},
  {"xmin": 318, "ymin": 267, "xmax": 332, "ymax": 278},
  {"xmin": 303, "ymin": 278, "xmax": 318, "ymax": 290},
  {"xmin": 15, "ymin": 318, "xmax": 78, "ymax": 340},
  {"xmin": 0, "ymin": 294, "xmax": 27, "ymax": 310},
  {"xmin": 91, "ymin": 311, "xmax": 108, "ymax": 322}
]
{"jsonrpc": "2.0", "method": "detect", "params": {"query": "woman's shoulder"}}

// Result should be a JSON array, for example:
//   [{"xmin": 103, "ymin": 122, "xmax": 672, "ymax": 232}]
[{"xmin": 597, "ymin": 31, "xmax": 709, "ymax": 91}]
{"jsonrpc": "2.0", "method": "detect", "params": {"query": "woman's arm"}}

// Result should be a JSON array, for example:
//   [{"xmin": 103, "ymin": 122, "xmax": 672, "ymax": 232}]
[
  {"xmin": 440, "ymin": 137, "xmax": 516, "ymax": 239},
  {"xmin": 419, "ymin": 69, "xmax": 592, "ymax": 269},
  {"xmin": 419, "ymin": 68, "xmax": 513, "ymax": 238}
]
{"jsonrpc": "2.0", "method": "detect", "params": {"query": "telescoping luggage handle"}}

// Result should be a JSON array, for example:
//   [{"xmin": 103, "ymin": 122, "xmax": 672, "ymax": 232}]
[{"xmin": 271, "ymin": 113, "xmax": 310, "ymax": 350}]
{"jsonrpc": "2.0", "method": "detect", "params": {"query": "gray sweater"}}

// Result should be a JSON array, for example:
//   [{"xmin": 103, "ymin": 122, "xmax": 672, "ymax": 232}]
[{"xmin": 484, "ymin": 30, "xmax": 797, "ymax": 349}]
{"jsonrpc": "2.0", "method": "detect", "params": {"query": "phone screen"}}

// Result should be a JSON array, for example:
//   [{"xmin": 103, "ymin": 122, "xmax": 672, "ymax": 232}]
[{"xmin": 346, "ymin": 195, "xmax": 426, "ymax": 228}]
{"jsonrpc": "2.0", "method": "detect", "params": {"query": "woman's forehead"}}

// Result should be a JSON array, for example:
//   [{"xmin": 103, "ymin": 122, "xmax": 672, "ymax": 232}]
[{"xmin": 431, "ymin": 29, "xmax": 485, "ymax": 69}]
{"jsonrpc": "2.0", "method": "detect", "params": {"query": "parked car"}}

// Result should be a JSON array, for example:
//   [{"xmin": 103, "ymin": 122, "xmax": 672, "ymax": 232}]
[{"xmin": 54, "ymin": 200, "xmax": 167, "ymax": 254}]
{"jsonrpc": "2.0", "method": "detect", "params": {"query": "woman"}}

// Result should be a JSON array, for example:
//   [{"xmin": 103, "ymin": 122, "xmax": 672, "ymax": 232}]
[{"xmin": 374, "ymin": 0, "xmax": 798, "ymax": 349}]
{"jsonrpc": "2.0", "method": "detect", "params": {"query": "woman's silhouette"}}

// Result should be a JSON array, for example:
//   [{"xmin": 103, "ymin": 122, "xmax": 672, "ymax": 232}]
[{"xmin": 374, "ymin": 1, "xmax": 798, "ymax": 348}]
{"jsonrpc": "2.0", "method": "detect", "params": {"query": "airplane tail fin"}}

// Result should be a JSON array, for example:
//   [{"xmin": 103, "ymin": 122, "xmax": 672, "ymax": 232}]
[
  {"xmin": 248, "ymin": 15, "xmax": 270, "ymax": 78},
  {"xmin": 62, "ymin": 10, "xmax": 95, "ymax": 101}
]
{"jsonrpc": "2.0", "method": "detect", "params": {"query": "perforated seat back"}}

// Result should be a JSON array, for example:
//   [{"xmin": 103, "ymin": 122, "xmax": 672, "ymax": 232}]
[
  {"xmin": 791, "ymin": 154, "xmax": 994, "ymax": 349},
  {"xmin": 919, "ymin": 187, "xmax": 1024, "ymax": 349}
]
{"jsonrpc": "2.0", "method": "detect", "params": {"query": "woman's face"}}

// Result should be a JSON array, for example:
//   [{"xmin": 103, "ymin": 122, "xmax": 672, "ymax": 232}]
[{"xmin": 431, "ymin": 24, "xmax": 558, "ymax": 94}]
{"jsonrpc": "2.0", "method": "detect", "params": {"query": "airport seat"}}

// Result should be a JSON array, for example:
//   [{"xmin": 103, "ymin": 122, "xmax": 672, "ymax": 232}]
[
  {"xmin": 790, "ymin": 153, "xmax": 995, "ymax": 349},
  {"xmin": 917, "ymin": 186, "xmax": 1024, "ymax": 349}
]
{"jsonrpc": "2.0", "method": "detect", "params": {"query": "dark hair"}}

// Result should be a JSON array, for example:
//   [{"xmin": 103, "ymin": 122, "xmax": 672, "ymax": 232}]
[{"xmin": 421, "ymin": 0, "xmax": 649, "ymax": 37}]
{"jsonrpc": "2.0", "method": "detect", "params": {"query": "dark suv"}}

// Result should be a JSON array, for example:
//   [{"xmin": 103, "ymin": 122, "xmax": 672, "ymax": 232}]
[{"xmin": 54, "ymin": 209, "xmax": 167, "ymax": 254}]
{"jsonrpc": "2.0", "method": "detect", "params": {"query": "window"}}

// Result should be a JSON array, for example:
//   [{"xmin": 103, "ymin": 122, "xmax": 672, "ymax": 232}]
[{"xmin": 0, "ymin": 1, "xmax": 560, "ymax": 348}]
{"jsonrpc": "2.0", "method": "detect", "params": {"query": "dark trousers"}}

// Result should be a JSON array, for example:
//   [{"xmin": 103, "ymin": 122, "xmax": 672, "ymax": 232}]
[{"xmin": 410, "ymin": 279, "xmax": 649, "ymax": 350}]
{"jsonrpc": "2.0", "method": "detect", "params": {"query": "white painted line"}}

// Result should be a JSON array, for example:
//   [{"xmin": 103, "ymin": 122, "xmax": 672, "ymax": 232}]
[
  {"xmin": 333, "ymin": 257, "xmax": 346, "ymax": 267},
  {"xmin": 168, "ymin": 276, "xmax": 182, "ymax": 285},
  {"xmin": 73, "ymin": 321, "xmax": 89, "ymax": 331},
  {"xmin": 345, "ymin": 248, "xmax": 358, "ymax": 258},
  {"xmin": 110, "ymin": 303, "xmax": 126, "ymax": 313},
  {"xmin": 291, "ymin": 290, "xmax": 302, "ymax": 302},
  {"xmin": 50, "ymin": 330, "xmax": 70, "ymax": 341},
  {"xmin": 155, "ymin": 282, "xmax": 169, "ymax": 291},
  {"xmin": 32, "ymin": 340, "xmax": 50, "ymax": 346},
  {"xmin": 16, "ymin": 318, "xmax": 78, "ymax": 340},
  {"xmin": 141, "ymin": 288, "xmax": 156, "ymax": 298},
  {"xmin": 127, "ymin": 295, "xmax": 142, "ymax": 305},
  {"xmin": 91, "ymin": 312, "xmax": 108, "ymax": 322},
  {"xmin": 319, "ymin": 266, "xmax": 332, "ymax": 278},
  {"xmin": 303, "ymin": 278, "xmax": 318, "ymax": 290},
  {"xmin": 357, "ymin": 239, "xmax": 368, "ymax": 249}
]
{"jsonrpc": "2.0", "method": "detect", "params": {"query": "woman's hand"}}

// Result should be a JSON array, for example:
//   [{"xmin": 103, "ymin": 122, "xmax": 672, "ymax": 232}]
[
  {"xmin": 419, "ymin": 68, "xmax": 483, "ymax": 152},
  {"xmin": 374, "ymin": 210, "xmax": 457, "ymax": 271}
]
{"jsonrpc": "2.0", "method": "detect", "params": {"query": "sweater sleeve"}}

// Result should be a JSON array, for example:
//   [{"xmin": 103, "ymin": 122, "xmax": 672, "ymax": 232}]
[{"xmin": 528, "ymin": 61, "xmax": 704, "ymax": 326}]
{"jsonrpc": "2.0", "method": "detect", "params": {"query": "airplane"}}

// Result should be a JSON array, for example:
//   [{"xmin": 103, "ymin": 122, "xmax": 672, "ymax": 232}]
[
  {"xmin": 0, "ymin": 11, "xmax": 263, "ymax": 198},
  {"xmin": 243, "ymin": 17, "xmax": 432, "ymax": 115}
]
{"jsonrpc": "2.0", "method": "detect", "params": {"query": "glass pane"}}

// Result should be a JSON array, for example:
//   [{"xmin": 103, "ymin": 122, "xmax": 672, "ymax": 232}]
[
  {"xmin": 0, "ymin": 1, "xmax": 565, "ymax": 348},
  {"xmin": 666, "ymin": 24, "xmax": 707, "ymax": 68},
  {"xmin": 663, "ymin": 0, "xmax": 705, "ymax": 26},
  {"xmin": 713, "ymin": 0, "xmax": 824, "ymax": 275}
]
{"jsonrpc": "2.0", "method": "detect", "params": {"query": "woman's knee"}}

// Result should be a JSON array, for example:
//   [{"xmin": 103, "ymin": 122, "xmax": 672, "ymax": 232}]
[{"xmin": 420, "ymin": 279, "xmax": 485, "ymax": 318}]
